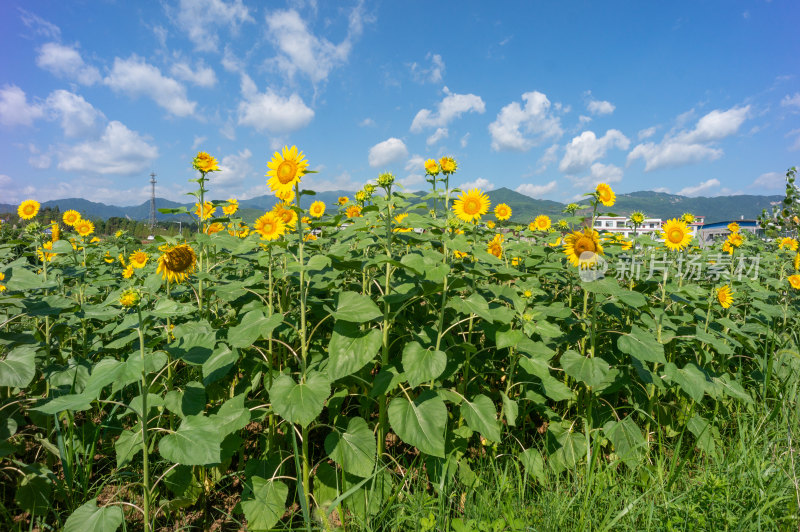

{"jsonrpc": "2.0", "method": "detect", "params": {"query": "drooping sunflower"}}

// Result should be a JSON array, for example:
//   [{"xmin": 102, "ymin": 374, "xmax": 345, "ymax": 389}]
[
  {"xmin": 494, "ymin": 203, "xmax": 512, "ymax": 221},
  {"xmin": 63, "ymin": 210, "xmax": 81, "ymax": 226},
  {"xmin": 18, "ymin": 199, "xmax": 40, "ymax": 220},
  {"xmin": 452, "ymin": 189, "xmax": 490, "ymax": 223},
  {"xmin": 425, "ymin": 159, "xmax": 440, "ymax": 176},
  {"xmin": 789, "ymin": 274, "xmax": 800, "ymax": 290},
  {"xmin": 309, "ymin": 201, "xmax": 326, "ymax": 218},
  {"xmin": 563, "ymin": 228, "xmax": 604, "ymax": 267},
  {"xmin": 717, "ymin": 285, "xmax": 733, "ymax": 308},
  {"xmin": 439, "ymin": 156, "xmax": 457, "ymax": 175},
  {"xmin": 629, "ymin": 211, "xmax": 645, "ymax": 226},
  {"xmin": 195, "ymin": 201, "xmax": 216, "ymax": 221},
  {"xmin": 272, "ymin": 203, "xmax": 298, "ymax": 229},
  {"xmin": 156, "ymin": 244, "xmax": 197, "ymax": 283},
  {"xmin": 534, "ymin": 215, "xmax": 551, "ymax": 231},
  {"xmin": 129, "ymin": 250, "xmax": 149, "ymax": 269},
  {"xmin": 346, "ymin": 205, "xmax": 362, "ymax": 218},
  {"xmin": 338, "ymin": 196, "xmax": 349, "ymax": 206},
  {"xmin": 276, "ymin": 187, "xmax": 296, "ymax": 205},
  {"xmin": 727, "ymin": 222, "xmax": 740, "ymax": 233},
  {"xmin": 661, "ymin": 218, "xmax": 691, "ymax": 251},
  {"xmin": 681, "ymin": 213, "xmax": 695, "ymax": 224},
  {"xmin": 266, "ymin": 145, "xmax": 309, "ymax": 195},
  {"xmin": 75, "ymin": 219, "xmax": 95, "ymax": 237},
  {"xmin": 253, "ymin": 211, "xmax": 286, "ymax": 241},
  {"xmin": 193, "ymin": 151, "xmax": 219, "ymax": 173},
  {"xmin": 595, "ymin": 183, "xmax": 615, "ymax": 207},
  {"xmin": 222, "ymin": 199, "xmax": 239, "ymax": 216}
]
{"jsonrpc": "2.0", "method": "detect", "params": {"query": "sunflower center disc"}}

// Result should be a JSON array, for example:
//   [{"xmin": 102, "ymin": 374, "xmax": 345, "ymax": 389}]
[{"xmin": 277, "ymin": 161, "xmax": 298, "ymax": 184}]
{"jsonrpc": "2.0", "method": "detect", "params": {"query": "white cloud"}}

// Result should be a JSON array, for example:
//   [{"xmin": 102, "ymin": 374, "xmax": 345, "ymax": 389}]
[
  {"xmin": 536, "ymin": 144, "xmax": 559, "ymax": 173},
  {"xmin": 399, "ymin": 173, "xmax": 425, "ymax": 190},
  {"xmin": 170, "ymin": 60, "xmax": 217, "ymax": 88},
  {"xmin": 105, "ymin": 55, "xmax": 197, "ymax": 117},
  {"xmin": 750, "ymin": 171, "xmax": 784, "ymax": 190},
  {"xmin": 265, "ymin": 6, "xmax": 364, "ymax": 84},
  {"xmin": 516, "ymin": 181, "xmax": 557, "ymax": 198},
  {"xmin": 368, "ymin": 138, "xmax": 408, "ymax": 167},
  {"xmin": 45, "ymin": 90, "xmax": 105, "ymax": 138},
  {"xmin": 781, "ymin": 93, "xmax": 800, "ymax": 109},
  {"xmin": 559, "ymin": 129, "xmax": 629, "ymax": 174},
  {"xmin": 628, "ymin": 106, "xmax": 749, "ymax": 171},
  {"xmin": 36, "ymin": 42, "xmax": 101, "ymax": 85},
  {"xmin": 237, "ymin": 78, "xmax": 315, "ymax": 133},
  {"xmin": 570, "ymin": 162, "xmax": 624, "ymax": 189},
  {"xmin": 410, "ymin": 87, "xmax": 485, "ymax": 132},
  {"xmin": 426, "ymin": 127, "xmax": 448, "ymax": 146},
  {"xmin": 58, "ymin": 120, "xmax": 158, "ymax": 175},
  {"xmin": 214, "ymin": 149, "xmax": 253, "ymax": 186},
  {"xmin": 405, "ymin": 155, "xmax": 425, "ymax": 173},
  {"xmin": 300, "ymin": 170, "xmax": 362, "ymax": 193},
  {"xmin": 410, "ymin": 53, "xmax": 446, "ymax": 84},
  {"xmin": 192, "ymin": 136, "xmax": 207, "ymax": 150},
  {"xmin": 18, "ymin": 8, "xmax": 61, "ymax": 40},
  {"xmin": 638, "ymin": 126, "xmax": 657, "ymax": 140},
  {"xmin": 27, "ymin": 144, "xmax": 51, "ymax": 169},
  {"xmin": 0, "ymin": 85, "xmax": 45, "ymax": 126},
  {"xmin": 584, "ymin": 91, "xmax": 615, "ymax": 115},
  {"xmin": 678, "ymin": 178, "xmax": 720, "ymax": 197},
  {"xmin": 359, "ymin": 118, "xmax": 375, "ymax": 127},
  {"xmin": 460, "ymin": 133, "xmax": 470, "ymax": 148},
  {"xmin": 458, "ymin": 177, "xmax": 495, "ymax": 191},
  {"xmin": 488, "ymin": 91, "xmax": 563, "ymax": 151},
  {"xmin": 172, "ymin": 0, "xmax": 252, "ymax": 52},
  {"xmin": 787, "ymin": 129, "xmax": 800, "ymax": 151}
]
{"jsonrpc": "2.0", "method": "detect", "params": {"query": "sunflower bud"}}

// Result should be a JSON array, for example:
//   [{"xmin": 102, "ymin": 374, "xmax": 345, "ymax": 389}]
[
  {"xmin": 377, "ymin": 172, "xmax": 395, "ymax": 188},
  {"xmin": 119, "ymin": 288, "xmax": 141, "ymax": 308}
]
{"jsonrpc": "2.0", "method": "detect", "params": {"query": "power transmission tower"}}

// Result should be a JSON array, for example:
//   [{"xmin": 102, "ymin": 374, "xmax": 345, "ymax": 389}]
[{"xmin": 149, "ymin": 172, "xmax": 157, "ymax": 229}]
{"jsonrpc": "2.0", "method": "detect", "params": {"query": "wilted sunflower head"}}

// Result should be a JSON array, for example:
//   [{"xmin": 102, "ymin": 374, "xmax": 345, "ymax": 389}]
[{"xmin": 156, "ymin": 244, "xmax": 197, "ymax": 283}]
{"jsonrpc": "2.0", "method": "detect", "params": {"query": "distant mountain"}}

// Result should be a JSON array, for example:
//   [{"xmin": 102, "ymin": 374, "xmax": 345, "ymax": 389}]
[{"xmin": 0, "ymin": 188, "xmax": 785, "ymax": 225}]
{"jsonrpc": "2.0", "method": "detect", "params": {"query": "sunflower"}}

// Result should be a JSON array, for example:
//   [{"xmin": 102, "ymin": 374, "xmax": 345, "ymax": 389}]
[
  {"xmin": 301, "ymin": 216, "xmax": 311, "ymax": 225},
  {"xmin": 193, "ymin": 151, "xmax": 219, "ymax": 173},
  {"xmin": 228, "ymin": 222, "xmax": 250, "ymax": 238},
  {"xmin": 487, "ymin": 220, "xmax": 496, "ymax": 229},
  {"xmin": 661, "ymin": 218, "xmax": 691, "ymax": 251},
  {"xmin": 779, "ymin": 237, "xmax": 799, "ymax": 251},
  {"xmin": 595, "ymin": 183, "xmax": 615, "ymax": 207},
  {"xmin": 629, "ymin": 211, "xmax": 645, "ymax": 225},
  {"xmin": 563, "ymin": 228, "xmax": 604, "ymax": 267},
  {"xmin": 338, "ymin": 196, "xmax": 349, "ymax": 206},
  {"xmin": 276, "ymin": 187, "xmax": 296, "ymax": 204},
  {"xmin": 487, "ymin": 239, "xmax": 503, "ymax": 259},
  {"xmin": 727, "ymin": 222, "xmax": 740, "ymax": 233},
  {"xmin": 129, "ymin": 250, "xmax": 149, "ymax": 269},
  {"xmin": 195, "ymin": 201, "xmax": 215, "ymax": 221},
  {"xmin": 425, "ymin": 159, "xmax": 441, "ymax": 176},
  {"xmin": 303, "ymin": 233, "xmax": 317, "ymax": 242},
  {"xmin": 0, "ymin": 272, "xmax": 5, "ymax": 292},
  {"xmin": 355, "ymin": 190, "xmax": 368, "ymax": 203},
  {"xmin": 346, "ymin": 205, "xmax": 362, "ymax": 218},
  {"xmin": 453, "ymin": 250, "xmax": 469, "ymax": 259},
  {"xmin": 494, "ymin": 203, "xmax": 512, "ymax": 221},
  {"xmin": 439, "ymin": 156, "xmax": 457, "ymax": 175},
  {"xmin": 681, "ymin": 213, "xmax": 695, "ymax": 224},
  {"xmin": 50, "ymin": 222, "xmax": 60, "ymax": 242},
  {"xmin": 789, "ymin": 274, "xmax": 800, "ymax": 290},
  {"xmin": 63, "ymin": 210, "xmax": 81, "ymax": 226},
  {"xmin": 272, "ymin": 203, "xmax": 298, "ymax": 229},
  {"xmin": 119, "ymin": 289, "xmax": 141, "ymax": 308},
  {"xmin": 104, "ymin": 252, "xmax": 114, "ymax": 264},
  {"xmin": 156, "ymin": 244, "xmax": 197, "ymax": 283},
  {"xmin": 37, "ymin": 241, "xmax": 56, "ymax": 262},
  {"xmin": 727, "ymin": 232, "xmax": 744, "ymax": 248},
  {"xmin": 511, "ymin": 257, "xmax": 520, "ymax": 266},
  {"xmin": 266, "ymin": 145, "xmax": 309, "ymax": 195},
  {"xmin": 794, "ymin": 253, "xmax": 799, "ymax": 271},
  {"xmin": 206, "ymin": 222, "xmax": 224, "ymax": 235},
  {"xmin": 115, "ymin": 230, "xmax": 124, "ymax": 238},
  {"xmin": 122, "ymin": 265, "xmax": 134, "ymax": 279},
  {"xmin": 309, "ymin": 201, "xmax": 326, "ymax": 218},
  {"xmin": 534, "ymin": 215, "xmax": 551, "ymax": 231},
  {"xmin": 722, "ymin": 241, "xmax": 734, "ymax": 255},
  {"xmin": 75, "ymin": 219, "xmax": 95, "ymax": 237},
  {"xmin": 717, "ymin": 285, "xmax": 733, "ymax": 308},
  {"xmin": 453, "ymin": 189, "xmax": 490, "ymax": 223},
  {"xmin": 222, "ymin": 199, "xmax": 239, "ymax": 216},
  {"xmin": 18, "ymin": 199, "xmax": 40, "ymax": 220},
  {"xmin": 253, "ymin": 211, "xmax": 286, "ymax": 241},
  {"xmin": 621, "ymin": 240, "xmax": 633, "ymax": 251}
]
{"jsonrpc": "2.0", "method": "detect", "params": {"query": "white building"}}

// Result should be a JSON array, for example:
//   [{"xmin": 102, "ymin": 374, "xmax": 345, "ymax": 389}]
[{"xmin": 593, "ymin": 215, "xmax": 704, "ymax": 238}]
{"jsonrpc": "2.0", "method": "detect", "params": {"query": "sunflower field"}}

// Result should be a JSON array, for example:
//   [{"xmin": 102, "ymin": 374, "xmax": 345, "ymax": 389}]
[{"xmin": 1, "ymin": 152, "xmax": 800, "ymax": 531}]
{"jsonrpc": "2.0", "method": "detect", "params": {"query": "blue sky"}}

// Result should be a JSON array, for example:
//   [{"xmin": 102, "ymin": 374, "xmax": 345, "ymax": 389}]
[{"xmin": 0, "ymin": 0, "xmax": 798, "ymax": 206}]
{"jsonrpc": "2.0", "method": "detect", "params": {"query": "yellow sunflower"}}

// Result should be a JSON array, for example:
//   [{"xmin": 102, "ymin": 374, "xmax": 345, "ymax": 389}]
[
  {"xmin": 681, "ymin": 213, "xmax": 695, "ymax": 224},
  {"xmin": 272, "ymin": 203, "xmax": 298, "ymax": 229},
  {"xmin": 119, "ymin": 289, "xmax": 141, "ymax": 308},
  {"xmin": 487, "ymin": 220, "xmax": 496, "ymax": 229},
  {"xmin": 563, "ymin": 228, "xmax": 604, "ymax": 267},
  {"xmin": 722, "ymin": 241, "xmax": 734, "ymax": 255},
  {"xmin": 309, "ymin": 201, "xmax": 326, "ymax": 218},
  {"xmin": 0, "ymin": 272, "xmax": 5, "ymax": 292},
  {"xmin": 789, "ymin": 274, "xmax": 800, "ymax": 290},
  {"xmin": 222, "ymin": 199, "xmax": 239, "ymax": 216},
  {"xmin": 75, "ymin": 219, "xmax": 95, "ymax": 237},
  {"xmin": 63, "ymin": 210, "xmax": 81, "ymax": 226},
  {"xmin": 727, "ymin": 222, "xmax": 740, "ymax": 233},
  {"xmin": 779, "ymin": 237, "xmax": 798, "ymax": 251},
  {"xmin": 661, "ymin": 218, "xmax": 691, "ymax": 251},
  {"xmin": 425, "ymin": 159, "xmax": 440, "ymax": 176},
  {"xmin": 494, "ymin": 203, "xmax": 512, "ymax": 221},
  {"xmin": 487, "ymin": 239, "xmax": 503, "ymax": 258},
  {"xmin": 439, "ymin": 156, "xmax": 457, "ymax": 174},
  {"xmin": 727, "ymin": 232, "xmax": 744, "ymax": 248},
  {"xmin": 595, "ymin": 183, "xmax": 615, "ymax": 207},
  {"xmin": 303, "ymin": 232, "xmax": 317, "ymax": 242},
  {"xmin": 629, "ymin": 211, "xmax": 645, "ymax": 225},
  {"xmin": 104, "ymin": 252, "xmax": 114, "ymax": 264},
  {"xmin": 453, "ymin": 189, "xmax": 490, "ymax": 223},
  {"xmin": 50, "ymin": 222, "xmax": 60, "ymax": 242},
  {"xmin": 156, "ymin": 244, "xmax": 197, "ymax": 283},
  {"xmin": 266, "ymin": 145, "xmax": 309, "ymax": 195},
  {"xmin": 338, "ymin": 196, "xmax": 349, "ymax": 206},
  {"xmin": 253, "ymin": 211, "xmax": 286, "ymax": 241},
  {"xmin": 206, "ymin": 222, "xmax": 224, "ymax": 235},
  {"xmin": 276, "ymin": 187, "xmax": 295, "ymax": 204},
  {"xmin": 193, "ymin": 151, "xmax": 219, "ymax": 173},
  {"xmin": 794, "ymin": 253, "xmax": 799, "ymax": 271},
  {"xmin": 346, "ymin": 205, "xmax": 362, "ymax": 218},
  {"xmin": 228, "ymin": 222, "xmax": 250, "ymax": 238},
  {"xmin": 122, "ymin": 265, "xmax": 134, "ymax": 279},
  {"xmin": 37, "ymin": 241, "xmax": 56, "ymax": 262},
  {"xmin": 534, "ymin": 215, "xmax": 551, "ymax": 231},
  {"xmin": 717, "ymin": 285, "xmax": 733, "ymax": 308},
  {"xmin": 621, "ymin": 240, "xmax": 633, "ymax": 251},
  {"xmin": 129, "ymin": 250, "xmax": 149, "ymax": 269},
  {"xmin": 195, "ymin": 201, "xmax": 215, "ymax": 221},
  {"xmin": 18, "ymin": 199, "xmax": 40, "ymax": 220}
]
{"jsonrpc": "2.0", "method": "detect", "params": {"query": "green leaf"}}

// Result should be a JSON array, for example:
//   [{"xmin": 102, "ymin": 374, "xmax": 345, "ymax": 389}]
[
  {"xmin": 240, "ymin": 478, "xmax": 288, "ymax": 531},
  {"xmin": 461, "ymin": 394, "xmax": 502, "ymax": 442},
  {"xmin": 227, "ymin": 310, "xmax": 282, "ymax": 348},
  {"xmin": 519, "ymin": 448, "xmax": 546, "ymax": 484},
  {"xmin": 501, "ymin": 391, "xmax": 518, "ymax": 427},
  {"xmin": 388, "ymin": 390, "xmax": 447, "ymax": 458},
  {"xmin": 149, "ymin": 298, "xmax": 195, "ymax": 318},
  {"xmin": 211, "ymin": 394, "xmax": 251, "ymax": 436},
  {"xmin": 550, "ymin": 425, "xmax": 586, "ymax": 472},
  {"xmin": 687, "ymin": 415, "xmax": 717, "ymax": 454},
  {"xmin": 665, "ymin": 362, "xmax": 708, "ymax": 403},
  {"xmin": 324, "ymin": 417, "xmax": 376, "ymax": 477},
  {"xmin": 604, "ymin": 417, "xmax": 647, "ymax": 468},
  {"xmin": 63, "ymin": 499, "xmax": 123, "ymax": 532},
  {"xmin": 115, "ymin": 425, "xmax": 143, "ymax": 468},
  {"xmin": 33, "ymin": 393, "xmax": 92, "ymax": 415},
  {"xmin": 401, "ymin": 341, "xmax": 446, "ymax": 387},
  {"xmin": 159, "ymin": 415, "xmax": 223, "ymax": 465},
  {"xmin": 82, "ymin": 358, "xmax": 124, "ymax": 400},
  {"xmin": 15, "ymin": 466, "xmax": 52, "ymax": 516},
  {"xmin": 269, "ymin": 372, "xmax": 330, "ymax": 427},
  {"xmin": 0, "ymin": 346, "xmax": 36, "ymax": 388},
  {"xmin": 202, "ymin": 344, "xmax": 238, "ymax": 385},
  {"xmin": 617, "ymin": 326, "xmax": 666, "ymax": 364},
  {"xmin": 332, "ymin": 291, "xmax": 382, "ymax": 322},
  {"xmin": 560, "ymin": 350, "xmax": 613, "ymax": 390},
  {"xmin": 164, "ymin": 381, "xmax": 206, "ymax": 418},
  {"xmin": 327, "ymin": 322, "xmax": 382, "ymax": 381}
]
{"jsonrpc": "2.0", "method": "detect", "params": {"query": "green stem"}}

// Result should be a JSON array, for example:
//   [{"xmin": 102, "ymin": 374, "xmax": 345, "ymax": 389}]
[{"xmin": 136, "ymin": 307, "xmax": 151, "ymax": 532}]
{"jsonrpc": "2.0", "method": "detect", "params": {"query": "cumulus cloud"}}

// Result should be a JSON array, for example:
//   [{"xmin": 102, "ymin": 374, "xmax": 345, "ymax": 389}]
[
  {"xmin": 628, "ymin": 106, "xmax": 749, "ymax": 171},
  {"xmin": 678, "ymin": 178, "xmax": 720, "ymax": 197},
  {"xmin": 458, "ymin": 177, "xmax": 495, "ymax": 191},
  {"xmin": 404, "ymin": 155, "xmax": 425, "ymax": 173},
  {"xmin": 105, "ymin": 55, "xmax": 197, "ymax": 117},
  {"xmin": 516, "ymin": 181, "xmax": 557, "ymax": 198},
  {"xmin": 368, "ymin": 138, "xmax": 408, "ymax": 167},
  {"xmin": 172, "ymin": 0, "xmax": 252, "ymax": 52},
  {"xmin": 0, "ymin": 85, "xmax": 45, "ymax": 126},
  {"xmin": 559, "ymin": 129, "xmax": 630, "ymax": 174},
  {"xmin": 426, "ymin": 127, "xmax": 448, "ymax": 146},
  {"xmin": 36, "ymin": 42, "xmax": 101, "ymax": 85},
  {"xmin": 214, "ymin": 149, "xmax": 253, "ymax": 186},
  {"xmin": 569, "ymin": 162, "xmax": 624, "ymax": 189},
  {"xmin": 58, "ymin": 120, "xmax": 158, "ymax": 175},
  {"xmin": 460, "ymin": 133, "xmax": 470, "ymax": 148},
  {"xmin": 237, "ymin": 76, "xmax": 315, "ymax": 133},
  {"xmin": 410, "ymin": 53, "xmax": 446, "ymax": 84},
  {"xmin": 410, "ymin": 87, "xmax": 485, "ymax": 132},
  {"xmin": 170, "ymin": 60, "xmax": 217, "ymax": 88},
  {"xmin": 781, "ymin": 93, "xmax": 800, "ymax": 109},
  {"xmin": 751, "ymin": 171, "xmax": 785, "ymax": 190},
  {"xmin": 45, "ymin": 90, "xmax": 105, "ymax": 138},
  {"xmin": 584, "ymin": 91, "xmax": 615, "ymax": 115},
  {"xmin": 488, "ymin": 91, "xmax": 563, "ymax": 151},
  {"xmin": 638, "ymin": 126, "xmax": 657, "ymax": 140}
]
